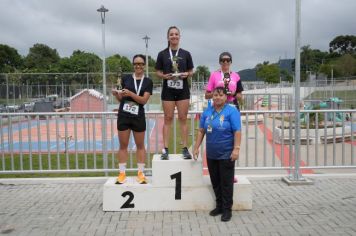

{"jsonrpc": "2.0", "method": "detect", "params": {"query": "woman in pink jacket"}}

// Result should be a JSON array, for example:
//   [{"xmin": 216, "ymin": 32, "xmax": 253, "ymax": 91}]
[{"xmin": 205, "ymin": 52, "xmax": 243, "ymax": 110}]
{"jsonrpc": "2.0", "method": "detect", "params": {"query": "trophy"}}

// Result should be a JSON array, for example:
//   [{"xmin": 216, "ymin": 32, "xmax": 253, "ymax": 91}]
[
  {"xmin": 116, "ymin": 67, "xmax": 122, "ymax": 91},
  {"xmin": 223, "ymin": 72, "xmax": 232, "ymax": 95},
  {"xmin": 171, "ymin": 56, "xmax": 183, "ymax": 79}
]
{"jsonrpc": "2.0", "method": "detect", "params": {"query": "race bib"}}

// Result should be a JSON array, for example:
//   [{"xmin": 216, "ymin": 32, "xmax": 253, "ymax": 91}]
[
  {"xmin": 167, "ymin": 79, "xmax": 183, "ymax": 89},
  {"xmin": 122, "ymin": 101, "xmax": 139, "ymax": 115}
]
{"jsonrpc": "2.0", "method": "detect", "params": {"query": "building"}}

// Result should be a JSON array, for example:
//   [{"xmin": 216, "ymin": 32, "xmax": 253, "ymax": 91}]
[{"xmin": 70, "ymin": 89, "xmax": 104, "ymax": 112}]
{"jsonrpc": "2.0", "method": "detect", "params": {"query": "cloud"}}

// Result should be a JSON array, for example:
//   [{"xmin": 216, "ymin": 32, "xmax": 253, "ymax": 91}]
[{"xmin": 1, "ymin": 0, "xmax": 355, "ymax": 71}]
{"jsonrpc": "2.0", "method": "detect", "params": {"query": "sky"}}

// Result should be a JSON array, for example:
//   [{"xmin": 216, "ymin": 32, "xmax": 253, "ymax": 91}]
[{"xmin": 1, "ymin": 0, "xmax": 355, "ymax": 71}]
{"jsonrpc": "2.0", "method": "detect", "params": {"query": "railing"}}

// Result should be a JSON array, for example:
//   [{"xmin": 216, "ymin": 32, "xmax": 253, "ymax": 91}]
[{"xmin": 1, "ymin": 110, "xmax": 355, "ymax": 175}]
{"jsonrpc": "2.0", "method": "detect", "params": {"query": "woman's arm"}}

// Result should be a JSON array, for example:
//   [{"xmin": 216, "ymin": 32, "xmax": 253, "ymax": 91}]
[
  {"xmin": 180, "ymin": 69, "xmax": 193, "ymax": 79},
  {"xmin": 121, "ymin": 89, "xmax": 151, "ymax": 105},
  {"xmin": 193, "ymin": 128, "xmax": 205, "ymax": 160},
  {"xmin": 112, "ymin": 89, "xmax": 123, "ymax": 102},
  {"xmin": 156, "ymin": 70, "xmax": 172, "ymax": 80},
  {"xmin": 230, "ymin": 131, "xmax": 241, "ymax": 161}
]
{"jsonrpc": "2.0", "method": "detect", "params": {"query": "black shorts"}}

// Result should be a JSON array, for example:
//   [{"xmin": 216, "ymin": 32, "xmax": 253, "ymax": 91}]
[
  {"xmin": 117, "ymin": 114, "xmax": 146, "ymax": 132},
  {"xmin": 161, "ymin": 88, "xmax": 190, "ymax": 101}
]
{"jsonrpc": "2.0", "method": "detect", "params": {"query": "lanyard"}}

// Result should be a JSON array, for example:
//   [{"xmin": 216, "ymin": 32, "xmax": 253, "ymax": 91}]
[
  {"xmin": 169, "ymin": 48, "xmax": 180, "ymax": 63},
  {"xmin": 210, "ymin": 104, "xmax": 226, "ymax": 122},
  {"xmin": 220, "ymin": 70, "xmax": 231, "ymax": 81},
  {"xmin": 132, "ymin": 74, "xmax": 145, "ymax": 95}
]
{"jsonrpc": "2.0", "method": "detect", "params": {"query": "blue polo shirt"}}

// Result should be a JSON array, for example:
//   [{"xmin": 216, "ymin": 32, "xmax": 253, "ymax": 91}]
[{"xmin": 199, "ymin": 104, "xmax": 241, "ymax": 160}]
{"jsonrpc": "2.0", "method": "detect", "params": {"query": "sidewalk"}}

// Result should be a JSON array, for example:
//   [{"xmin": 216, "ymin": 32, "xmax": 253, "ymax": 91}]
[{"xmin": 0, "ymin": 175, "xmax": 355, "ymax": 236}]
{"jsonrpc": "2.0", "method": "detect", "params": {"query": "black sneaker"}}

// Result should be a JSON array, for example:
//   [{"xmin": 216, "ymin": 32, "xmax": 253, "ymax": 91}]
[
  {"xmin": 221, "ymin": 210, "xmax": 232, "ymax": 222},
  {"xmin": 209, "ymin": 207, "xmax": 222, "ymax": 216},
  {"xmin": 161, "ymin": 148, "xmax": 169, "ymax": 160},
  {"xmin": 182, "ymin": 147, "xmax": 192, "ymax": 159}
]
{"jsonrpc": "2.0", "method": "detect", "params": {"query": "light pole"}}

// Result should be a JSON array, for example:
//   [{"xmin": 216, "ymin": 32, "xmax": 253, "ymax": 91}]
[
  {"xmin": 331, "ymin": 66, "xmax": 334, "ymax": 98},
  {"xmin": 282, "ymin": 0, "xmax": 311, "ymax": 185},
  {"xmin": 143, "ymin": 35, "xmax": 150, "ymax": 77},
  {"xmin": 97, "ymin": 5, "xmax": 109, "ymax": 111},
  {"xmin": 97, "ymin": 5, "xmax": 109, "ymax": 176}
]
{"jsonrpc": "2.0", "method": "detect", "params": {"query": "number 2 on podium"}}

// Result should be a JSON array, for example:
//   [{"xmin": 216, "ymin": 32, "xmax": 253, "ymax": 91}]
[{"xmin": 120, "ymin": 171, "xmax": 182, "ymax": 209}]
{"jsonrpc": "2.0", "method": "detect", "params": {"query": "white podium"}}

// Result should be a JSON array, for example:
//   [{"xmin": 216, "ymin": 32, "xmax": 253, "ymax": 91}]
[{"xmin": 103, "ymin": 154, "xmax": 252, "ymax": 211}]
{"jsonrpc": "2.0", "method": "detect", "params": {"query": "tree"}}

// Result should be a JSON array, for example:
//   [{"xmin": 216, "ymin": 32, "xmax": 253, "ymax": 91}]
[
  {"xmin": 329, "ymin": 35, "xmax": 356, "ymax": 55},
  {"xmin": 256, "ymin": 63, "xmax": 280, "ymax": 83},
  {"xmin": 23, "ymin": 43, "xmax": 60, "ymax": 72},
  {"xmin": 193, "ymin": 65, "xmax": 210, "ymax": 82},
  {"xmin": 0, "ymin": 44, "xmax": 23, "ymax": 73},
  {"xmin": 280, "ymin": 69, "xmax": 293, "ymax": 82},
  {"xmin": 334, "ymin": 54, "xmax": 356, "ymax": 77}
]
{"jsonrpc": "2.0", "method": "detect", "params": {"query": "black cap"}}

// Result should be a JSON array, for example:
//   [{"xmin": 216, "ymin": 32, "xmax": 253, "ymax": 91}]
[{"xmin": 219, "ymin": 52, "xmax": 232, "ymax": 62}]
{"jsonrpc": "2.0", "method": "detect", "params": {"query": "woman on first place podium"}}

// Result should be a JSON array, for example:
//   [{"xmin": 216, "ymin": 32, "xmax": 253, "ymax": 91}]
[
  {"xmin": 155, "ymin": 26, "xmax": 194, "ymax": 160},
  {"xmin": 112, "ymin": 54, "xmax": 153, "ymax": 184},
  {"xmin": 193, "ymin": 87, "xmax": 242, "ymax": 222}
]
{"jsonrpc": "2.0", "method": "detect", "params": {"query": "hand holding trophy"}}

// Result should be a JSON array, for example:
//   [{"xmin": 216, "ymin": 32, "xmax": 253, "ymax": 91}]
[
  {"xmin": 116, "ymin": 67, "xmax": 123, "ymax": 91},
  {"xmin": 223, "ymin": 72, "xmax": 232, "ymax": 95},
  {"xmin": 112, "ymin": 67, "xmax": 123, "ymax": 97},
  {"xmin": 171, "ymin": 56, "xmax": 183, "ymax": 79}
]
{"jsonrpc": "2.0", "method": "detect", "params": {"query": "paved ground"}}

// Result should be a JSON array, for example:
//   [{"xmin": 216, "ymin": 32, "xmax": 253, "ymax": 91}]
[{"xmin": 0, "ymin": 175, "xmax": 356, "ymax": 236}]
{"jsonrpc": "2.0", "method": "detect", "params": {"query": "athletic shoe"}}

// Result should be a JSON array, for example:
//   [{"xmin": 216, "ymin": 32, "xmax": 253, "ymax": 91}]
[
  {"xmin": 115, "ymin": 172, "xmax": 126, "ymax": 184},
  {"xmin": 161, "ymin": 148, "xmax": 169, "ymax": 160},
  {"xmin": 137, "ymin": 171, "xmax": 147, "ymax": 184},
  {"xmin": 182, "ymin": 147, "xmax": 192, "ymax": 159}
]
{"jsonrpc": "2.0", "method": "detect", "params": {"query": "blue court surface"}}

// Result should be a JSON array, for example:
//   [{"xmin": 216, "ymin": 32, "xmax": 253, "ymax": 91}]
[{"xmin": 0, "ymin": 119, "xmax": 155, "ymax": 153}]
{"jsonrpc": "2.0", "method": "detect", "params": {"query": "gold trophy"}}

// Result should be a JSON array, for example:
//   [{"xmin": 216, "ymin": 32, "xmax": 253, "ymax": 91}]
[
  {"xmin": 171, "ymin": 56, "xmax": 183, "ymax": 79},
  {"xmin": 116, "ymin": 68, "xmax": 122, "ymax": 91},
  {"xmin": 223, "ymin": 72, "xmax": 232, "ymax": 95}
]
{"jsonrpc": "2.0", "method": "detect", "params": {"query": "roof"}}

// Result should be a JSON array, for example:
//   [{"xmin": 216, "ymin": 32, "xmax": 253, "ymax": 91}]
[{"xmin": 70, "ymin": 89, "xmax": 104, "ymax": 101}]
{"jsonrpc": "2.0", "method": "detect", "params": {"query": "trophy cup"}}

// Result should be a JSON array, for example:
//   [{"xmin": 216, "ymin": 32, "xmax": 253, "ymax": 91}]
[
  {"xmin": 116, "ymin": 68, "xmax": 122, "ymax": 91},
  {"xmin": 223, "ymin": 72, "xmax": 232, "ymax": 95},
  {"xmin": 171, "ymin": 56, "xmax": 183, "ymax": 79}
]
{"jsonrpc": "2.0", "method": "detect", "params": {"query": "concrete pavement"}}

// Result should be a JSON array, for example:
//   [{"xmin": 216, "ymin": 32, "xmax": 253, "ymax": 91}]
[{"xmin": 0, "ymin": 175, "xmax": 356, "ymax": 236}]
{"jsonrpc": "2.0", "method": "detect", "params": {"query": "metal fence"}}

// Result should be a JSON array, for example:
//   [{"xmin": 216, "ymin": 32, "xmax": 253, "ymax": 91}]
[{"xmin": 1, "ymin": 110, "xmax": 355, "ymax": 175}]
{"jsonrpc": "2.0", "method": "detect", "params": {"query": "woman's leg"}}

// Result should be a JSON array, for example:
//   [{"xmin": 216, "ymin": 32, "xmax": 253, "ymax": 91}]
[
  {"xmin": 219, "ymin": 159, "xmax": 235, "ymax": 218},
  {"xmin": 116, "ymin": 129, "xmax": 131, "ymax": 183},
  {"xmin": 118, "ymin": 129, "xmax": 131, "ymax": 164},
  {"xmin": 207, "ymin": 158, "xmax": 222, "ymax": 210},
  {"xmin": 132, "ymin": 131, "xmax": 146, "ymax": 165},
  {"xmin": 176, "ymin": 99, "xmax": 190, "ymax": 148},
  {"xmin": 162, "ymin": 101, "xmax": 175, "ymax": 156},
  {"xmin": 133, "ymin": 130, "xmax": 147, "ymax": 183}
]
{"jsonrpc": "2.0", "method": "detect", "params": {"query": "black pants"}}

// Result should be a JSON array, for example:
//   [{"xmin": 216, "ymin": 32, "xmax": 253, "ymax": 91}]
[{"xmin": 207, "ymin": 158, "xmax": 235, "ymax": 210}]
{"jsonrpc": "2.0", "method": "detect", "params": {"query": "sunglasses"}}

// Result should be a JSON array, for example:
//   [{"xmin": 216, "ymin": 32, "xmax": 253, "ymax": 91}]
[
  {"xmin": 220, "ymin": 58, "xmax": 231, "ymax": 63},
  {"xmin": 133, "ymin": 63, "xmax": 145, "ymax": 66}
]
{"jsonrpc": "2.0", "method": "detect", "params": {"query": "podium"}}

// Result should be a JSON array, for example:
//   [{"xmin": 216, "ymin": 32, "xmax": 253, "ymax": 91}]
[{"xmin": 103, "ymin": 154, "xmax": 252, "ymax": 211}]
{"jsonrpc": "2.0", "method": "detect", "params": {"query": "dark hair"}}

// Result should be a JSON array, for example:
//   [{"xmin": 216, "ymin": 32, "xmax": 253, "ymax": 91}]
[
  {"xmin": 213, "ymin": 86, "xmax": 228, "ymax": 95},
  {"xmin": 167, "ymin": 26, "xmax": 180, "ymax": 48},
  {"xmin": 132, "ymin": 54, "xmax": 146, "ymax": 64},
  {"xmin": 219, "ymin": 52, "xmax": 232, "ymax": 62}
]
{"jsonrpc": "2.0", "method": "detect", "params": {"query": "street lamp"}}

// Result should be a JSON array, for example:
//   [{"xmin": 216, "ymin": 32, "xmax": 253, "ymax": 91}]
[
  {"xmin": 142, "ymin": 35, "xmax": 150, "ymax": 77},
  {"xmin": 97, "ymin": 5, "xmax": 109, "ymax": 176},
  {"xmin": 97, "ymin": 5, "xmax": 109, "ymax": 111}
]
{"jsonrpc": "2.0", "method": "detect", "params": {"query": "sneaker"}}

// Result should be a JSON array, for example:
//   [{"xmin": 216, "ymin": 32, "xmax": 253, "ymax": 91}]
[
  {"xmin": 221, "ymin": 210, "xmax": 232, "ymax": 222},
  {"xmin": 115, "ymin": 172, "xmax": 126, "ymax": 184},
  {"xmin": 182, "ymin": 147, "xmax": 192, "ymax": 159},
  {"xmin": 209, "ymin": 207, "xmax": 223, "ymax": 216},
  {"xmin": 161, "ymin": 148, "xmax": 169, "ymax": 160},
  {"xmin": 137, "ymin": 171, "xmax": 147, "ymax": 184}
]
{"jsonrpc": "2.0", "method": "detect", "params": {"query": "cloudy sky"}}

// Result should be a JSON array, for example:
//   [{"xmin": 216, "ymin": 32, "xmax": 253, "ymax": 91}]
[{"xmin": 1, "ymin": 0, "xmax": 355, "ymax": 71}]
